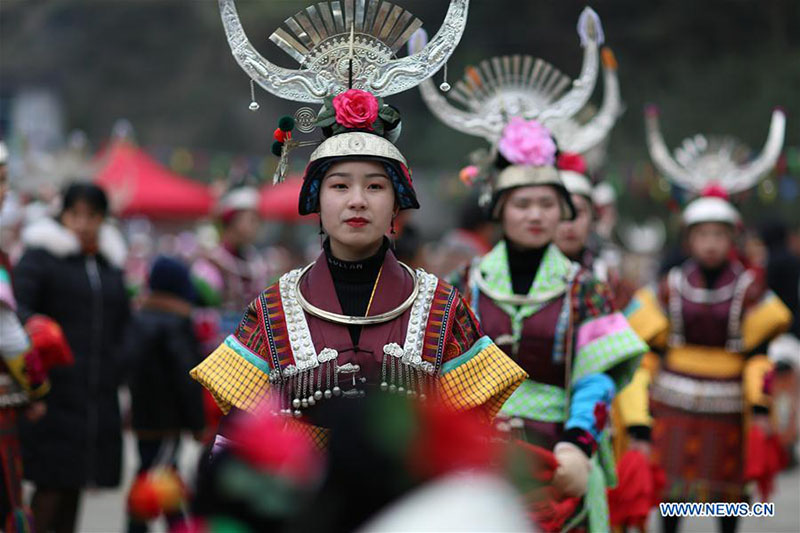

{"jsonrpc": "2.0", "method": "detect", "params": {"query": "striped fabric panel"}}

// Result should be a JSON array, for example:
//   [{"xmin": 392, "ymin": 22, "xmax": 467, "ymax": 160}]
[
  {"xmin": 421, "ymin": 281, "xmax": 458, "ymax": 371},
  {"xmin": 260, "ymin": 282, "xmax": 296, "ymax": 370},
  {"xmin": 234, "ymin": 301, "xmax": 268, "ymax": 359}
]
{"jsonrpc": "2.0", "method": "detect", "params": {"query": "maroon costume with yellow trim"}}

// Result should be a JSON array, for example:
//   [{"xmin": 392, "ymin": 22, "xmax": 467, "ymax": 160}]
[
  {"xmin": 627, "ymin": 259, "xmax": 791, "ymax": 503},
  {"xmin": 191, "ymin": 249, "xmax": 526, "ymax": 445}
]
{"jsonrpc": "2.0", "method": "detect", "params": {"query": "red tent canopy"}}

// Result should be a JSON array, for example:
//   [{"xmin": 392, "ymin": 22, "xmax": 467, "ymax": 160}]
[
  {"xmin": 259, "ymin": 177, "xmax": 312, "ymax": 222},
  {"xmin": 95, "ymin": 141, "xmax": 214, "ymax": 219}
]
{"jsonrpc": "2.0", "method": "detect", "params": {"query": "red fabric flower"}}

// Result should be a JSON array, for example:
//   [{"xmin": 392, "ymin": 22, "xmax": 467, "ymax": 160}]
[
  {"xmin": 557, "ymin": 152, "xmax": 587, "ymax": 175},
  {"xmin": 332, "ymin": 89, "xmax": 379, "ymax": 131},
  {"xmin": 594, "ymin": 401, "xmax": 608, "ymax": 431},
  {"xmin": 701, "ymin": 183, "xmax": 729, "ymax": 200}
]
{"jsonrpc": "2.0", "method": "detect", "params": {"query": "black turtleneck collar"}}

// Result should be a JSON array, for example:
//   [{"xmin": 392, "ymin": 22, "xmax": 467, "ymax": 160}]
[
  {"xmin": 323, "ymin": 237, "xmax": 389, "ymax": 284},
  {"xmin": 700, "ymin": 261, "xmax": 728, "ymax": 289},
  {"xmin": 505, "ymin": 239, "xmax": 547, "ymax": 295},
  {"xmin": 323, "ymin": 237, "xmax": 390, "ymax": 345}
]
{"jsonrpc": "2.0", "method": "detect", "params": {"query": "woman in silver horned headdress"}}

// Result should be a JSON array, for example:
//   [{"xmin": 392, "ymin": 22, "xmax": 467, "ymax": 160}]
[
  {"xmin": 416, "ymin": 10, "xmax": 647, "ymax": 532},
  {"xmin": 191, "ymin": 0, "xmax": 526, "ymax": 467},
  {"xmin": 625, "ymin": 106, "xmax": 791, "ymax": 533}
]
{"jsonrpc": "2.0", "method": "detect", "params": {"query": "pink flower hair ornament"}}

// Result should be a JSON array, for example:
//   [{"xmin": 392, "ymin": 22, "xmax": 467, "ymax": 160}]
[
  {"xmin": 315, "ymin": 89, "xmax": 400, "ymax": 136},
  {"xmin": 497, "ymin": 117, "xmax": 557, "ymax": 167},
  {"xmin": 332, "ymin": 89, "xmax": 380, "ymax": 131}
]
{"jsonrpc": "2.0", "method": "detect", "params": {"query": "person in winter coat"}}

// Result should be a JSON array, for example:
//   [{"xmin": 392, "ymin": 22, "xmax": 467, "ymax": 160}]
[
  {"xmin": 125, "ymin": 255, "xmax": 205, "ymax": 533},
  {"xmin": 13, "ymin": 183, "xmax": 130, "ymax": 533}
]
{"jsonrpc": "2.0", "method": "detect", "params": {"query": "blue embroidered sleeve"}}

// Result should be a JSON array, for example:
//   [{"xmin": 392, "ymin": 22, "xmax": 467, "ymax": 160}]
[{"xmin": 565, "ymin": 373, "xmax": 616, "ymax": 440}]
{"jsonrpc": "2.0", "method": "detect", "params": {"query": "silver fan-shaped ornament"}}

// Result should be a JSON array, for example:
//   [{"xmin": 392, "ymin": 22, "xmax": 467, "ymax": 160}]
[
  {"xmin": 219, "ymin": 0, "xmax": 470, "ymax": 103},
  {"xmin": 644, "ymin": 106, "xmax": 786, "ymax": 196}
]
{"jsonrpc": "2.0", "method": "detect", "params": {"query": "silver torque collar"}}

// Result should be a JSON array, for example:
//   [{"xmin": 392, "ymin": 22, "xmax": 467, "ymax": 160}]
[{"xmin": 294, "ymin": 261, "xmax": 420, "ymax": 325}]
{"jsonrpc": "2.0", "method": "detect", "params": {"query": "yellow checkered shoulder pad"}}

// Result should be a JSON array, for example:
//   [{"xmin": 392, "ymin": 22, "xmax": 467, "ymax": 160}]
[
  {"xmin": 438, "ymin": 336, "xmax": 527, "ymax": 421},
  {"xmin": 190, "ymin": 335, "xmax": 272, "ymax": 414}
]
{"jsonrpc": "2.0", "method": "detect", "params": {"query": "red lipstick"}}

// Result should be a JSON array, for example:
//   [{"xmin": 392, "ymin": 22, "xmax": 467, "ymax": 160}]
[{"xmin": 345, "ymin": 217, "xmax": 368, "ymax": 227}]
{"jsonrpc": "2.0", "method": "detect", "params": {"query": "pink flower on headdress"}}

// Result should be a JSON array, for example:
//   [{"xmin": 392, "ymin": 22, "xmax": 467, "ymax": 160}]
[
  {"xmin": 498, "ymin": 117, "xmax": 557, "ymax": 166},
  {"xmin": 332, "ymin": 89, "xmax": 379, "ymax": 131}
]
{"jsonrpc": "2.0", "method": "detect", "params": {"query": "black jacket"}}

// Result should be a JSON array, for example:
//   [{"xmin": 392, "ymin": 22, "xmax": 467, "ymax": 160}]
[
  {"xmin": 126, "ymin": 293, "xmax": 205, "ymax": 435},
  {"xmin": 14, "ymin": 219, "xmax": 130, "ymax": 488}
]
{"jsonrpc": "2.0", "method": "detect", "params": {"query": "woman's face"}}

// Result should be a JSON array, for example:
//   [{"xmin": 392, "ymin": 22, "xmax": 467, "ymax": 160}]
[
  {"xmin": 555, "ymin": 194, "xmax": 593, "ymax": 259},
  {"xmin": 501, "ymin": 185, "xmax": 562, "ymax": 249},
  {"xmin": 687, "ymin": 221, "xmax": 734, "ymax": 269},
  {"xmin": 319, "ymin": 160, "xmax": 396, "ymax": 261},
  {"xmin": 61, "ymin": 199, "xmax": 104, "ymax": 251}
]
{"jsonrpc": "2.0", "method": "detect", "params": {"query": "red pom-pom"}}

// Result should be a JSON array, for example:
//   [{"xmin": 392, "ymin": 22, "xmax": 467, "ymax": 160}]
[
  {"xmin": 701, "ymin": 183, "xmax": 729, "ymax": 200},
  {"xmin": 25, "ymin": 315, "xmax": 74, "ymax": 371},
  {"xmin": 127, "ymin": 474, "xmax": 162, "ymax": 520},
  {"xmin": 557, "ymin": 152, "xmax": 587, "ymax": 175},
  {"xmin": 229, "ymin": 408, "xmax": 324, "ymax": 485},
  {"xmin": 273, "ymin": 128, "xmax": 286, "ymax": 143},
  {"xmin": 409, "ymin": 403, "xmax": 498, "ymax": 479}
]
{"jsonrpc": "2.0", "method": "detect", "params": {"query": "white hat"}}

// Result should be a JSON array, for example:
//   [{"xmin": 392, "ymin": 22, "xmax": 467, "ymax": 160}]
[
  {"xmin": 592, "ymin": 181, "xmax": 616, "ymax": 206},
  {"xmin": 560, "ymin": 170, "xmax": 594, "ymax": 199},
  {"xmin": 218, "ymin": 186, "xmax": 259, "ymax": 215},
  {"xmin": 682, "ymin": 196, "xmax": 740, "ymax": 227}
]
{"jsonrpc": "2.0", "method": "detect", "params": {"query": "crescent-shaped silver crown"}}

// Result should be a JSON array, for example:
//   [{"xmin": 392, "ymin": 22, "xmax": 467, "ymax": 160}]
[
  {"xmin": 413, "ymin": 7, "xmax": 607, "ymax": 144},
  {"xmin": 645, "ymin": 107, "xmax": 786, "ymax": 195},
  {"xmin": 219, "ymin": 0, "xmax": 470, "ymax": 103}
]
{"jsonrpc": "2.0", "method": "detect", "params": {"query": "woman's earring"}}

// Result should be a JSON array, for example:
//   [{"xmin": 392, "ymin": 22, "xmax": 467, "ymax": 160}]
[
  {"xmin": 390, "ymin": 217, "xmax": 396, "ymax": 235},
  {"xmin": 318, "ymin": 218, "xmax": 324, "ymax": 236}
]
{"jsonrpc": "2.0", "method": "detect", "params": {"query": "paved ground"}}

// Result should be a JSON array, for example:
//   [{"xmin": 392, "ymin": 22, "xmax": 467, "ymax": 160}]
[{"xmin": 25, "ymin": 433, "xmax": 800, "ymax": 532}]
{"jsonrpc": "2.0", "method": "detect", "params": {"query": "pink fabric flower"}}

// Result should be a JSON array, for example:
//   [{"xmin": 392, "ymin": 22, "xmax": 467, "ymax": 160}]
[
  {"xmin": 332, "ymin": 89, "xmax": 379, "ymax": 131},
  {"xmin": 498, "ymin": 117, "xmax": 557, "ymax": 166},
  {"xmin": 459, "ymin": 165, "xmax": 479, "ymax": 186}
]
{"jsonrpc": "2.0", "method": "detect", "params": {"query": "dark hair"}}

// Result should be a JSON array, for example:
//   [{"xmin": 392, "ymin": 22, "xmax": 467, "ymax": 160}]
[
  {"xmin": 149, "ymin": 255, "xmax": 196, "ymax": 303},
  {"xmin": 458, "ymin": 193, "xmax": 490, "ymax": 231},
  {"xmin": 61, "ymin": 183, "xmax": 109, "ymax": 217}
]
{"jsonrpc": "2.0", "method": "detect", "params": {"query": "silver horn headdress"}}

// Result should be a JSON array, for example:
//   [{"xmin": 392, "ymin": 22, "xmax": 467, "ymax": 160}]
[
  {"xmin": 218, "ymin": 0, "xmax": 470, "ymax": 214},
  {"xmin": 644, "ymin": 106, "xmax": 786, "ymax": 196},
  {"xmin": 219, "ymin": 0, "xmax": 469, "ymax": 103},
  {"xmin": 412, "ymin": 7, "xmax": 612, "ymax": 147},
  {"xmin": 644, "ymin": 106, "xmax": 786, "ymax": 226}
]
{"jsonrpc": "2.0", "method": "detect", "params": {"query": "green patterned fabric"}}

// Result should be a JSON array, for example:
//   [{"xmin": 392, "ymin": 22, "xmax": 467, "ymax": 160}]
[
  {"xmin": 499, "ymin": 379, "xmax": 566, "ymax": 422},
  {"xmin": 478, "ymin": 242, "xmax": 573, "ymax": 346},
  {"xmin": 558, "ymin": 434, "xmax": 616, "ymax": 533},
  {"xmin": 572, "ymin": 327, "xmax": 647, "ymax": 388}
]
